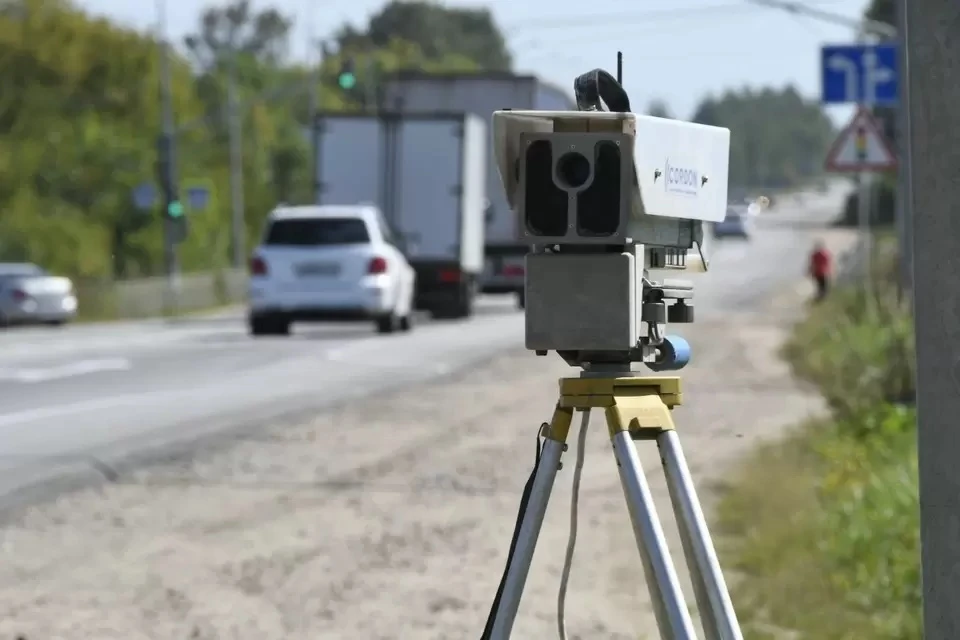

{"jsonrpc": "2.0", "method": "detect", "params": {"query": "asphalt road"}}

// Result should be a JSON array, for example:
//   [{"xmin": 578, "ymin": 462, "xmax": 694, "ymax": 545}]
[{"xmin": 0, "ymin": 184, "xmax": 849, "ymax": 504}]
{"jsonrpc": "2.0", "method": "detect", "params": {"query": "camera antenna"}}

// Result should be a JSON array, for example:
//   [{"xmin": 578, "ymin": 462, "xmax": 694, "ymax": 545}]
[{"xmin": 617, "ymin": 51, "xmax": 623, "ymax": 86}]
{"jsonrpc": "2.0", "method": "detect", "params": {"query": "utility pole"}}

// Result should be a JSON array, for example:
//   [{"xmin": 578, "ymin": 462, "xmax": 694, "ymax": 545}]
[
  {"xmin": 227, "ymin": 49, "xmax": 245, "ymax": 269},
  {"xmin": 895, "ymin": 0, "xmax": 913, "ymax": 295},
  {"xmin": 155, "ymin": 0, "xmax": 180, "ymax": 314},
  {"xmin": 309, "ymin": 40, "xmax": 325, "ymax": 205},
  {"xmin": 907, "ymin": 1, "xmax": 960, "ymax": 638}
]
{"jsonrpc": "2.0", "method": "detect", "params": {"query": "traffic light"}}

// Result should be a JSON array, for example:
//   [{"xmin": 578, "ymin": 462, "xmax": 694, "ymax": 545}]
[
  {"xmin": 157, "ymin": 134, "xmax": 188, "ymax": 244},
  {"xmin": 337, "ymin": 57, "xmax": 356, "ymax": 90},
  {"xmin": 167, "ymin": 200, "xmax": 184, "ymax": 218}
]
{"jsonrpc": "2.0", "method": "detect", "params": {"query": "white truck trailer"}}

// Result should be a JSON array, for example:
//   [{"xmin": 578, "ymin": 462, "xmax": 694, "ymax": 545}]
[
  {"xmin": 381, "ymin": 72, "xmax": 576, "ymax": 309},
  {"xmin": 312, "ymin": 111, "xmax": 487, "ymax": 319}
]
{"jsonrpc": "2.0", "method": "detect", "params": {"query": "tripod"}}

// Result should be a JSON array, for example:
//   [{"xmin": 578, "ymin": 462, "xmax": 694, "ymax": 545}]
[{"xmin": 485, "ymin": 374, "xmax": 743, "ymax": 640}]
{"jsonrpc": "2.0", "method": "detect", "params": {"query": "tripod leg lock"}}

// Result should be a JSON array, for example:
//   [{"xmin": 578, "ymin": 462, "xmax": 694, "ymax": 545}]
[{"xmin": 543, "ymin": 404, "xmax": 575, "ymax": 443}]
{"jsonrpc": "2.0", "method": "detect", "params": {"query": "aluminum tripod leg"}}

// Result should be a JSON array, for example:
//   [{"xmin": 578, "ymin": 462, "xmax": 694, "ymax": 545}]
[
  {"xmin": 490, "ymin": 404, "xmax": 574, "ymax": 639},
  {"xmin": 659, "ymin": 430, "xmax": 743, "ymax": 640},
  {"xmin": 611, "ymin": 429, "xmax": 699, "ymax": 639}
]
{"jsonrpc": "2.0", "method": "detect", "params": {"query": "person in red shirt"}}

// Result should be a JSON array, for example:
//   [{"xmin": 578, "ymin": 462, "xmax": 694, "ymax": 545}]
[{"xmin": 809, "ymin": 241, "xmax": 832, "ymax": 301}]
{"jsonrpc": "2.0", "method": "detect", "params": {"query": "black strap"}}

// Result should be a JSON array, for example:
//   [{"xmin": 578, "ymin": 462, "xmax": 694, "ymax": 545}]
[{"xmin": 573, "ymin": 69, "xmax": 631, "ymax": 113}]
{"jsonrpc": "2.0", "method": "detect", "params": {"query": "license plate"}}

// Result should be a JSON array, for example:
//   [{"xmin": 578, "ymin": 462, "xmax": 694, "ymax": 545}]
[{"xmin": 295, "ymin": 262, "xmax": 340, "ymax": 277}]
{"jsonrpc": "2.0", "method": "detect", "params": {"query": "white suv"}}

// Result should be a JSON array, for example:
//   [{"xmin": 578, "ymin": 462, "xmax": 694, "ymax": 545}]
[{"xmin": 247, "ymin": 205, "xmax": 416, "ymax": 336}]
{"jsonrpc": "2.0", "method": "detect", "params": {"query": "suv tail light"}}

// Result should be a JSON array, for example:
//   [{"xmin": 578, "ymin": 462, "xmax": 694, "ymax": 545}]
[
  {"xmin": 250, "ymin": 256, "xmax": 268, "ymax": 276},
  {"xmin": 502, "ymin": 264, "xmax": 525, "ymax": 277},
  {"xmin": 11, "ymin": 289, "xmax": 27, "ymax": 302},
  {"xmin": 367, "ymin": 256, "xmax": 388, "ymax": 275}
]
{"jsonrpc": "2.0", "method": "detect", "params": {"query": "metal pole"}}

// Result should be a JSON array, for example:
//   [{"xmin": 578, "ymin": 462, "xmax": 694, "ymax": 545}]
[
  {"xmin": 365, "ymin": 56, "xmax": 377, "ymax": 112},
  {"xmin": 895, "ymin": 0, "xmax": 913, "ymax": 295},
  {"xmin": 856, "ymin": 28, "xmax": 874, "ymax": 307},
  {"xmin": 227, "ymin": 51, "xmax": 245, "ymax": 268},
  {"xmin": 310, "ymin": 40, "xmax": 324, "ymax": 205},
  {"xmin": 907, "ymin": 1, "xmax": 960, "ymax": 638},
  {"xmin": 155, "ymin": 0, "xmax": 179, "ymax": 314}
]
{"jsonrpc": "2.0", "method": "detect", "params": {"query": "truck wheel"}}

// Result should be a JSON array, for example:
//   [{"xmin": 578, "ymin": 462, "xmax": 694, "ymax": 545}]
[
  {"xmin": 455, "ymin": 282, "xmax": 475, "ymax": 318},
  {"xmin": 376, "ymin": 313, "xmax": 400, "ymax": 334}
]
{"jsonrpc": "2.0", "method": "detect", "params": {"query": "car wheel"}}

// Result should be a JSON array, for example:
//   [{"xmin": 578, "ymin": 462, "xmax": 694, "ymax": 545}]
[
  {"xmin": 250, "ymin": 314, "xmax": 289, "ymax": 337},
  {"xmin": 249, "ymin": 315, "xmax": 271, "ymax": 336},
  {"xmin": 274, "ymin": 317, "xmax": 292, "ymax": 336},
  {"xmin": 399, "ymin": 314, "xmax": 413, "ymax": 332},
  {"xmin": 517, "ymin": 289, "xmax": 526, "ymax": 310},
  {"xmin": 376, "ymin": 313, "xmax": 400, "ymax": 334}
]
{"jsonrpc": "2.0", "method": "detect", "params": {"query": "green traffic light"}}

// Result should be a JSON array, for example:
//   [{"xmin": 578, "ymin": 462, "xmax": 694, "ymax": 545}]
[
  {"xmin": 338, "ymin": 72, "xmax": 356, "ymax": 90},
  {"xmin": 168, "ymin": 201, "xmax": 184, "ymax": 218}
]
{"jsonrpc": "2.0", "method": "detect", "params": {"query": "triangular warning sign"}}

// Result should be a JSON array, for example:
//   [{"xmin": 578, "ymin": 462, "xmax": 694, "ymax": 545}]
[{"xmin": 825, "ymin": 106, "xmax": 897, "ymax": 173}]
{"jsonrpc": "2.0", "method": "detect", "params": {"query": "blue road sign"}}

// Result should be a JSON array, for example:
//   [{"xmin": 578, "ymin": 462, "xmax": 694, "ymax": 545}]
[
  {"xmin": 185, "ymin": 186, "xmax": 210, "ymax": 211},
  {"xmin": 132, "ymin": 182, "xmax": 156, "ymax": 210},
  {"xmin": 821, "ymin": 44, "xmax": 898, "ymax": 106}
]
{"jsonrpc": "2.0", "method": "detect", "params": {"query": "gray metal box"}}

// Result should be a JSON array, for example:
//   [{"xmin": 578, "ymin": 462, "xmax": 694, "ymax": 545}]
[{"xmin": 525, "ymin": 252, "xmax": 639, "ymax": 351}]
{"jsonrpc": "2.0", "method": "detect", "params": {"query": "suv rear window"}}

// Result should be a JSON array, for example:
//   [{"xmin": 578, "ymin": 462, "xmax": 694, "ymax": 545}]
[{"xmin": 264, "ymin": 217, "xmax": 370, "ymax": 246}]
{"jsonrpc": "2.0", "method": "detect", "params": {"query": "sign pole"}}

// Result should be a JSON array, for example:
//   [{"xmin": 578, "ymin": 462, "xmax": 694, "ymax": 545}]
[
  {"xmin": 856, "ymin": 30, "xmax": 874, "ymax": 308},
  {"xmin": 907, "ymin": 1, "xmax": 960, "ymax": 637},
  {"xmin": 895, "ymin": 0, "xmax": 913, "ymax": 296},
  {"xmin": 856, "ymin": 123, "xmax": 874, "ymax": 309}
]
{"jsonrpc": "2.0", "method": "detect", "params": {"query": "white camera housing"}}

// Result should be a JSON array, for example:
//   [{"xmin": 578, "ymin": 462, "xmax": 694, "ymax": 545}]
[
  {"xmin": 491, "ymin": 109, "xmax": 730, "ymax": 356},
  {"xmin": 492, "ymin": 109, "xmax": 731, "ymax": 227}
]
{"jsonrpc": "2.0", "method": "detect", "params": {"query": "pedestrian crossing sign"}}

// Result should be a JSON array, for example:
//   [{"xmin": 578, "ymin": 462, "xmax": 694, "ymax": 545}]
[{"xmin": 825, "ymin": 106, "xmax": 897, "ymax": 173}]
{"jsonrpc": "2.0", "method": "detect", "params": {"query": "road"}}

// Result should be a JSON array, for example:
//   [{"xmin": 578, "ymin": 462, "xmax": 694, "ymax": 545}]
[{"xmin": 0, "ymin": 184, "xmax": 849, "ymax": 506}]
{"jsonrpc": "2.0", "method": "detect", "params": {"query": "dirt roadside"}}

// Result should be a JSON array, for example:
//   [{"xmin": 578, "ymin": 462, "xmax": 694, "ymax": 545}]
[{"xmin": 0, "ymin": 230, "xmax": 857, "ymax": 640}]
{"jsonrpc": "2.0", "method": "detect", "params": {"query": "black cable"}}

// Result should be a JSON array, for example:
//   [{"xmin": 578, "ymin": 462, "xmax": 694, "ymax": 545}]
[
  {"xmin": 479, "ymin": 430, "xmax": 543, "ymax": 639},
  {"xmin": 573, "ymin": 68, "xmax": 631, "ymax": 113}
]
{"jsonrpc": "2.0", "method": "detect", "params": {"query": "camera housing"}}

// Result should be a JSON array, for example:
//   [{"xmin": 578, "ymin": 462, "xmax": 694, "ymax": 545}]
[
  {"xmin": 492, "ymin": 109, "xmax": 731, "ymax": 364},
  {"xmin": 493, "ymin": 110, "xmax": 731, "ymax": 238}
]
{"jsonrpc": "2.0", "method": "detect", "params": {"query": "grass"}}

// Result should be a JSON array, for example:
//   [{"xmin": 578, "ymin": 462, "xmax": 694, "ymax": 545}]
[{"xmin": 715, "ymin": 237, "xmax": 921, "ymax": 639}]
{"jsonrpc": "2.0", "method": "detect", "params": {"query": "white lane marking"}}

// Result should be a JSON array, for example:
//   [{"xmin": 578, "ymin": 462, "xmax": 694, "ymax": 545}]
[
  {"xmin": 0, "ymin": 358, "xmax": 132, "ymax": 383},
  {"xmin": 0, "ymin": 390, "xmax": 173, "ymax": 428}
]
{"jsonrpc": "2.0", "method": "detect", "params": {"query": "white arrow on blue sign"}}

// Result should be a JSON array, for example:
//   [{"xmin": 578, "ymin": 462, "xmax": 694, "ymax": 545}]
[
  {"xmin": 821, "ymin": 43, "xmax": 899, "ymax": 106},
  {"xmin": 132, "ymin": 182, "xmax": 156, "ymax": 210},
  {"xmin": 185, "ymin": 186, "xmax": 210, "ymax": 211}
]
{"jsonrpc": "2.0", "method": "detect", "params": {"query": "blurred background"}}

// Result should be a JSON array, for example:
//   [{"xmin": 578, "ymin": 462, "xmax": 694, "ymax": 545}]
[{"xmin": 0, "ymin": 0, "xmax": 895, "ymax": 321}]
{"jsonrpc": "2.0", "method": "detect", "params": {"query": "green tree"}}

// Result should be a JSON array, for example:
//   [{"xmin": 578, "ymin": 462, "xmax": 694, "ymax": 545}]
[
  {"xmin": 865, "ymin": 0, "xmax": 894, "ymax": 26},
  {"xmin": 0, "ymin": 0, "xmax": 208, "ymax": 279},
  {"xmin": 691, "ymin": 86, "xmax": 835, "ymax": 189},
  {"xmin": 183, "ymin": 0, "xmax": 312, "ymax": 249},
  {"xmin": 646, "ymin": 99, "xmax": 673, "ymax": 119},
  {"xmin": 864, "ymin": 0, "xmax": 898, "ymax": 146},
  {"xmin": 335, "ymin": 0, "xmax": 512, "ymax": 72}
]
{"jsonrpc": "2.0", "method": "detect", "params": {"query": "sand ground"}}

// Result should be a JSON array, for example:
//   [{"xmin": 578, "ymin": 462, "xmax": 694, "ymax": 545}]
[{"xmin": 0, "ymin": 230, "xmax": 856, "ymax": 640}]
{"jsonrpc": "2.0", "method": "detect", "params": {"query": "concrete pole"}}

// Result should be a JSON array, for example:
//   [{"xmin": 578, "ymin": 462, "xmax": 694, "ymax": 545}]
[{"xmin": 906, "ymin": 1, "xmax": 960, "ymax": 638}]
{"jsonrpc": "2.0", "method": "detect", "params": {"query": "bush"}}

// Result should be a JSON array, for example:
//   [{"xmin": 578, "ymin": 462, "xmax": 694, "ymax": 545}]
[
  {"xmin": 782, "ymin": 240, "xmax": 915, "ymax": 419},
  {"xmin": 837, "ymin": 177, "xmax": 897, "ymax": 228},
  {"xmin": 719, "ymin": 408, "xmax": 921, "ymax": 640},
  {"xmin": 718, "ymin": 238, "xmax": 920, "ymax": 639}
]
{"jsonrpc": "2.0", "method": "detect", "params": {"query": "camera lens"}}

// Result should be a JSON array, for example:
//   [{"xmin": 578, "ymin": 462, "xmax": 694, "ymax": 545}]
[{"xmin": 555, "ymin": 151, "xmax": 591, "ymax": 189}]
